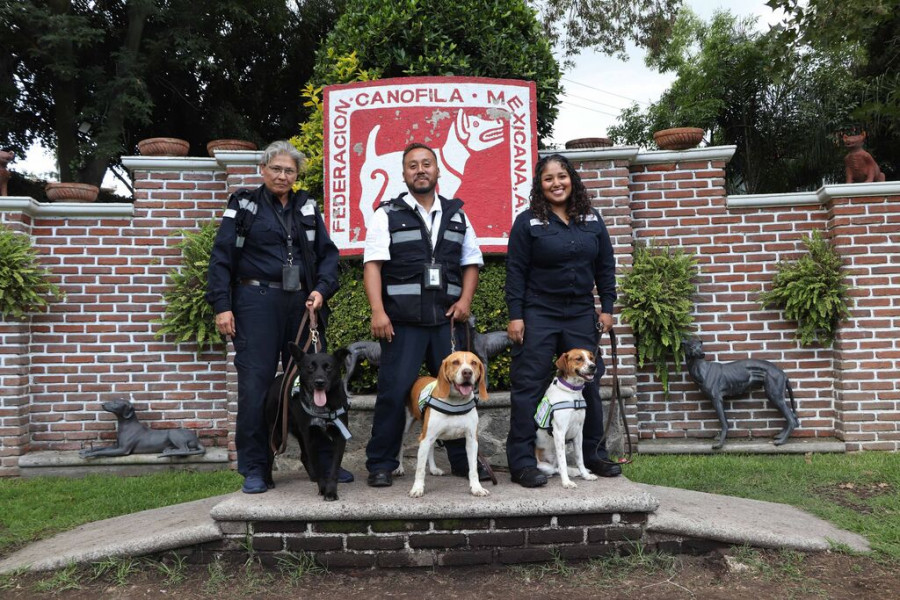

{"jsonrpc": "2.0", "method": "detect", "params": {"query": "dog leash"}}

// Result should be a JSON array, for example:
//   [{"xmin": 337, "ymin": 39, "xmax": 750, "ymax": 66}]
[
  {"xmin": 596, "ymin": 326, "xmax": 633, "ymax": 465},
  {"xmin": 271, "ymin": 306, "xmax": 321, "ymax": 456}
]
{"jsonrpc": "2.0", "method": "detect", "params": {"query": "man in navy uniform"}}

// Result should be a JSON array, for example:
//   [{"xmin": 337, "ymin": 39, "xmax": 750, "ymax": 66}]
[
  {"xmin": 207, "ymin": 140, "xmax": 344, "ymax": 494},
  {"xmin": 362, "ymin": 143, "xmax": 486, "ymax": 487}
]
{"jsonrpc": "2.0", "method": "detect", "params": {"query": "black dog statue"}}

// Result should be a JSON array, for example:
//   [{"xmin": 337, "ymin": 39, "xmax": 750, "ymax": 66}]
[
  {"xmin": 79, "ymin": 400, "xmax": 205, "ymax": 458},
  {"xmin": 342, "ymin": 316, "xmax": 511, "ymax": 396},
  {"xmin": 266, "ymin": 342, "xmax": 351, "ymax": 501},
  {"xmin": 683, "ymin": 337, "xmax": 799, "ymax": 449}
]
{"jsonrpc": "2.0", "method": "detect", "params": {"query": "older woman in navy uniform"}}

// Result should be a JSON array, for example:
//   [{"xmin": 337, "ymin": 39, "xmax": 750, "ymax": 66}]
[
  {"xmin": 207, "ymin": 140, "xmax": 341, "ymax": 494},
  {"xmin": 362, "ymin": 143, "xmax": 485, "ymax": 488},
  {"xmin": 505, "ymin": 153, "xmax": 621, "ymax": 487}
]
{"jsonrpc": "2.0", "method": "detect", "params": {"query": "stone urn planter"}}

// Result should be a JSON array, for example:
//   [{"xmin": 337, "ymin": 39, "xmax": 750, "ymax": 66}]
[
  {"xmin": 565, "ymin": 137, "xmax": 612, "ymax": 149},
  {"xmin": 653, "ymin": 127, "xmax": 704, "ymax": 150},
  {"xmin": 206, "ymin": 139, "xmax": 257, "ymax": 156},
  {"xmin": 45, "ymin": 182, "xmax": 100, "ymax": 203},
  {"xmin": 137, "ymin": 137, "xmax": 190, "ymax": 157}
]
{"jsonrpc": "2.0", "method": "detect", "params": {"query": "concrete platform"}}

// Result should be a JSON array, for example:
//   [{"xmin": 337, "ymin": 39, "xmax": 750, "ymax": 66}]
[{"xmin": 0, "ymin": 469, "xmax": 869, "ymax": 574}]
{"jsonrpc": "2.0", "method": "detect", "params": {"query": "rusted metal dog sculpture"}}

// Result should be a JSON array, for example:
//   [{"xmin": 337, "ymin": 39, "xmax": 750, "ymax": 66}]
[
  {"xmin": 80, "ymin": 400, "xmax": 205, "ymax": 458},
  {"xmin": 683, "ymin": 337, "xmax": 799, "ymax": 449}
]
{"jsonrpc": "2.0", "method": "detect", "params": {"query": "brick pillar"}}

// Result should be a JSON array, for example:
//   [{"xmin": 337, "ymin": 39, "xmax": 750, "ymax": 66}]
[
  {"xmin": 822, "ymin": 182, "xmax": 900, "ymax": 451},
  {"xmin": 0, "ymin": 212, "xmax": 34, "ymax": 476}
]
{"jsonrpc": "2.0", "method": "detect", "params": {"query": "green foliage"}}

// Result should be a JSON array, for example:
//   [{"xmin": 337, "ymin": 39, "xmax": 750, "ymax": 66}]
[
  {"xmin": 311, "ymin": 0, "xmax": 561, "ymax": 139},
  {"xmin": 326, "ymin": 257, "xmax": 511, "ymax": 393},
  {"xmin": 291, "ymin": 51, "xmax": 381, "ymax": 200},
  {"xmin": 759, "ymin": 230, "xmax": 851, "ymax": 347},
  {"xmin": 0, "ymin": 0, "xmax": 342, "ymax": 186},
  {"xmin": 155, "ymin": 221, "xmax": 223, "ymax": 354},
  {"xmin": 536, "ymin": 0, "xmax": 682, "ymax": 60},
  {"xmin": 618, "ymin": 242, "xmax": 697, "ymax": 395},
  {"xmin": 608, "ymin": 9, "xmax": 855, "ymax": 193},
  {"xmin": 0, "ymin": 225, "xmax": 62, "ymax": 320}
]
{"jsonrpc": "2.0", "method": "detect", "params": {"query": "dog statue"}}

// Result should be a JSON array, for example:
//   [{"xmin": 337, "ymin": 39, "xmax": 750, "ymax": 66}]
[
  {"xmin": 266, "ymin": 343, "xmax": 351, "ymax": 501},
  {"xmin": 535, "ymin": 349, "xmax": 600, "ymax": 488},
  {"xmin": 403, "ymin": 351, "xmax": 489, "ymax": 498},
  {"xmin": 683, "ymin": 337, "xmax": 799, "ymax": 449},
  {"xmin": 342, "ymin": 340, "xmax": 381, "ymax": 397},
  {"xmin": 843, "ymin": 132, "xmax": 885, "ymax": 183},
  {"xmin": 79, "ymin": 400, "xmax": 205, "ymax": 458}
]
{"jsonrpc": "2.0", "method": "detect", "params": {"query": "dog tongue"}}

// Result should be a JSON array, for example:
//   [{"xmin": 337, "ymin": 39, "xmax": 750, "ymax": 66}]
[
  {"xmin": 457, "ymin": 383, "xmax": 474, "ymax": 396},
  {"xmin": 314, "ymin": 389, "xmax": 327, "ymax": 407}
]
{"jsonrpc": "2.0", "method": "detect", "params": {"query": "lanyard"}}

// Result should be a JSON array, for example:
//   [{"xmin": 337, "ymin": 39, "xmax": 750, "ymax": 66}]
[{"xmin": 270, "ymin": 199, "xmax": 295, "ymax": 266}]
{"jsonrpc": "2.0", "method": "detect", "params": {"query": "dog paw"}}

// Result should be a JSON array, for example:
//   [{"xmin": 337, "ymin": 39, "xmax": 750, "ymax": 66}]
[
  {"xmin": 429, "ymin": 467, "xmax": 445, "ymax": 476},
  {"xmin": 561, "ymin": 480, "xmax": 578, "ymax": 489},
  {"xmin": 408, "ymin": 485, "xmax": 425, "ymax": 498},
  {"xmin": 470, "ymin": 485, "xmax": 490, "ymax": 497},
  {"xmin": 393, "ymin": 466, "xmax": 405, "ymax": 476},
  {"xmin": 324, "ymin": 493, "xmax": 338, "ymax": 501},
  {"xmin": 582, "ymin": 473, "xmax": 599, "ymax": 481}
]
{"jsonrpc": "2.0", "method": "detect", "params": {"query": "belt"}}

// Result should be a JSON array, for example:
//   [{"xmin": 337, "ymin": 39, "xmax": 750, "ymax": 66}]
[{"xmin": 237, "ymin": 278, "xmax": 302, "ymax": 290}]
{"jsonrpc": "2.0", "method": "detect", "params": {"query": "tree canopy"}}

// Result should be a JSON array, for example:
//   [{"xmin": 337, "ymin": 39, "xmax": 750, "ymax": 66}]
[
  {"xmin": 309, "ymin": 0, "xmax": 562, "ymax": 139},
  {"xmin": 0, "ymin": 0, "xmax": 343, "ymax": 188},
  {"xmin": 608, "ymin": 10, "xmax": 860, "ymax": 194}
]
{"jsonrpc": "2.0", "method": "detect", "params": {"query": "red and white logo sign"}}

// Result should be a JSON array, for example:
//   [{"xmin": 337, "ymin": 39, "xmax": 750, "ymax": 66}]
[{"xmin": 324, "ymin": 76, "xmax": 538, "ymax": 255}]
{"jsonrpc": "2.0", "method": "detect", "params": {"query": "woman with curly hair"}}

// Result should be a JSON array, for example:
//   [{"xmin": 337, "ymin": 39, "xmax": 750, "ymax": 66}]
[{"xmin": 504, "ymin": 154, "xmax": 620, "ymax": 487}]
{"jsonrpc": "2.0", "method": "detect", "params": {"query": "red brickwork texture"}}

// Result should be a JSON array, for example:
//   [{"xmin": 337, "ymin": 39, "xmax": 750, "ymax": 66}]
[{"xmin": 1, "ymin": 150, "xmax": 898, "ymax": 476}]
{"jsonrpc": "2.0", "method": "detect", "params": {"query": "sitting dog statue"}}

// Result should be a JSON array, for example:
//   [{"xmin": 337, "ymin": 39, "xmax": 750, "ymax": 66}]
[
  {"xmin": 79, "ymin": 400, "xmax": 205, "ymax": 458},
  {"xmin": 403, "ymin": 351, "xmax": 489, "ymax": 498},
  {"xmin": 843, "ymin": 132, "xmax": 885, "ymax": 183},
  {"xmin": 683, "ymin": 337, "xmax": 799, "ymax": 449},
  {"xmin": 266, "ymin": 342, "xmax": 351, "ymax": 501},
  {"xmin": 535, "ymin": 349, "xmax": 600, "ymax": 488}
]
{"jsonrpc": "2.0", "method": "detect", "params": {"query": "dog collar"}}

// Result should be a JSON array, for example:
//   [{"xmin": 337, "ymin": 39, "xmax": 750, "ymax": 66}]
[
  {"xmin": 299, "ymin": 403, "xmax": 352, "ymax": 440},
  {"xmin": 554, "ymin": 377, "xmax": 585, "ymax": 392}
]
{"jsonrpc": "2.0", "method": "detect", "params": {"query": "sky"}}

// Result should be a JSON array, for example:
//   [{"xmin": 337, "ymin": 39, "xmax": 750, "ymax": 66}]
[{"xmin": 15, "ymin": 0, "xmax": 781, "ymax": 192}]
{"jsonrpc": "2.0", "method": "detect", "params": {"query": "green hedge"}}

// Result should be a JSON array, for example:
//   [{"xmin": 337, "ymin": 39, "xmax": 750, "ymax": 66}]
[{"xmin": 327, "ymin": 256, "xmax": 511, "ymax": 393}]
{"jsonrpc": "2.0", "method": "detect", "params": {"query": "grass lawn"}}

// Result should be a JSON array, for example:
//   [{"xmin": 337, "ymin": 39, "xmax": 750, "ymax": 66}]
[{"xmin": 0, "ymin": 453, "xmax": 897, "ymax": 558}]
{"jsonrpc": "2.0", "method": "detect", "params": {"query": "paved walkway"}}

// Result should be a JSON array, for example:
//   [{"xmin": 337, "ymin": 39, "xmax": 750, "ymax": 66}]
[{"xmin": 0, "ymin": 473, "xmax": 869, "ymax": 574}]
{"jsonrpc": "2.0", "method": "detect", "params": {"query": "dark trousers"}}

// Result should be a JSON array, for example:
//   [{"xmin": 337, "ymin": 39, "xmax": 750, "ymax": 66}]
[
  {"xmin": 365, "ymin": 322, "xmax": 469, "ymax": 473},
  {"xmin": 232, "ymin": 285, "xmax": 334, "ymax": 477},
  {"xmin": 506, "ymin": 295, "xmax": 608, "ymax": 473}
]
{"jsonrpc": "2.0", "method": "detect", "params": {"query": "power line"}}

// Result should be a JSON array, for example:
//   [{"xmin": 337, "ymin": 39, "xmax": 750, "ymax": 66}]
[
  {"xmin": 560, "ymin": 100, "xmax": 621, "ymax": 118},
  {"xmin": 562, "ymin": 91, "xmax": 628, "ymax": 112},
  {"xmin": 561, "ymin": 77, "xmax": 651, "ymax": 106}
]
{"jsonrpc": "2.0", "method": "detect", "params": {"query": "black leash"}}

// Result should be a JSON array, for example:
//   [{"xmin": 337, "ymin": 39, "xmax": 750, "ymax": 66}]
[
  {"xmin": 596, "ymin": 325, "xmax": 633, "ymax": 465},
  {"xmin": 448, "ymin": 316, "xmax": 498, "ymax": 485},
  {"xmin": 270, "ymin": 306, "xmax": 322, "ymax": 456}
]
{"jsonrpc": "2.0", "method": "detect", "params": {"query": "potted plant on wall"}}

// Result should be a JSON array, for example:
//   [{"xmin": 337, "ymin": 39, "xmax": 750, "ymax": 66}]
[
  {"xmin": 44, "ymin": 181, "xmax": 100, "ymax": 202},
  {"xmin": 652, "ymin": 127, "xmax": 705, "ymax": 150},
  {"xmin": 206, "ymin": 139, "xmax": 257, "ymax": 156},
  {"xmin": 137, "ymin": 137, "xmax": 190, "ymax": 156}
]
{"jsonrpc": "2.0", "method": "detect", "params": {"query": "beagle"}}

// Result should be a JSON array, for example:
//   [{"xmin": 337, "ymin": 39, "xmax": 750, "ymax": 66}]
[
  {"xmin": 534, "ymin": 349, "xmax": 600, "ymax": 488},
  {"xmin": 403, "ymin": 351, "xmax": 489, "ymax": 498}
]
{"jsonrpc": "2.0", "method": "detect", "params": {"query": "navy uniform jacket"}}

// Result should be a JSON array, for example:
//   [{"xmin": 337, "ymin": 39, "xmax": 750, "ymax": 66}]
[
  {"xmin": 505, "ymin": 208, "xmax": 616, "ymax": 320},
  {"xmin": 206, "ymin": 185, "xmax": 339, "ymax": 314}
]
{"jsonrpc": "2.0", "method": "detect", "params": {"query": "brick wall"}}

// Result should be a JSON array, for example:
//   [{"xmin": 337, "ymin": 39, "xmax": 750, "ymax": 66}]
[{"xmin": 1, "ymin": 148, "xmax": 898, "ymax": 476}]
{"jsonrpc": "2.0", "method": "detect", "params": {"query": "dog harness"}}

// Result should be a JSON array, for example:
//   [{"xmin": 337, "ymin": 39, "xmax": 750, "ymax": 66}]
[
  {"xmin": 290, "ymin": 378, "xmax": 352, "ymax": 440},
  {"xmin": 417, "ymin": 380, "xmax": 478, "ymax": 415},
  {"xmin": 534, "ymin": 378, "xmax": 587, "ymax": 431}
]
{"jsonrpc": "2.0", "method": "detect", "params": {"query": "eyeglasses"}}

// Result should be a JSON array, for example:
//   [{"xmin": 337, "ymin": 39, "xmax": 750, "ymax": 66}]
[{"xmin": 266, "ymin": 165, "xmax": 298, "ymax": 177}]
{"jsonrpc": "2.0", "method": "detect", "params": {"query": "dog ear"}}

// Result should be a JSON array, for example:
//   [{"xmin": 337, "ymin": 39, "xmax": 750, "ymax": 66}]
[
  {"xmin": 555, "ymin": 352, "xmax": 569, "ymax": 375},
  {"xmin": 288, "ymin": 342, "xmax": 305, "ymax": 362},
  {"xmin": 433, "ymin": 364, "xmax": 451, "ymax": 400},
  {"xmin": 123, "ymin": 403, "xmax": 135, "ymax": 420},
  {"xmin": 332, "ymin": 347, "xmax": 350, "ymax": 369},
  {"xmin": 475, "ymin": 357, "xmax": 489, "ymax": 401}
]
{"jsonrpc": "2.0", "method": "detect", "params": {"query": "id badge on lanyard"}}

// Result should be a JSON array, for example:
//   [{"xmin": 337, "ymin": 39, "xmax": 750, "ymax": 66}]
[
  {"xmin": 424, "ymin": 264, "xmax": 443, "ymax": 289},
  {"xmin": 273, "ymin": 201, "xmax": 302, "ymax": 292}
]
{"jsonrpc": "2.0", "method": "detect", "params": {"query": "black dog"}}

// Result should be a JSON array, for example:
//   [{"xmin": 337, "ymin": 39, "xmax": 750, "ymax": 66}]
[
  {"xmin": 683, "ymin": 337, "xmax": 799, "ymax": 449},
  {"xmin": 265, "ymin": 343, "xmax": 350, "ymax": 501},
  {"xmin": 79, "ymin": 400, "xmax": 205, "ymax": 458}
]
